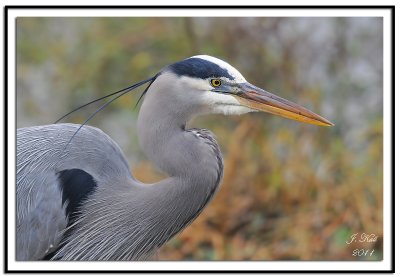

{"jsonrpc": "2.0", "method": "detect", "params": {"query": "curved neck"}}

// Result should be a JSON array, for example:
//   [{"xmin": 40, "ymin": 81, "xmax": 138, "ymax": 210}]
[
  {"xmin": 133, "ymin": 75, "xmax": 224, "ymax": 258},
  {"xmin": 137, "ymin": 72, "xmax": 224, "ymax": 210}
]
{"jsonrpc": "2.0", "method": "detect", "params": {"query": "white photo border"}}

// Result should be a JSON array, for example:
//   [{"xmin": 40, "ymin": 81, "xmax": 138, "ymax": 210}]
[{"xmin": 4, "ymin": 5, "xmax": 394, "ymax": 273}]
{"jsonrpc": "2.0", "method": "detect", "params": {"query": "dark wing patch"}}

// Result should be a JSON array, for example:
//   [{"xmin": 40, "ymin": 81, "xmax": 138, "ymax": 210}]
[
  {"xmin": 57, "ymin": 169, "xmax": 97, "ymax": 219},
  {"xmin": 168, "ymin": 58, "xmax": 234, "ymax": 80},
  {"xmin": 43, "ymin": 169, "xmax": 97, "ymax": 260}
]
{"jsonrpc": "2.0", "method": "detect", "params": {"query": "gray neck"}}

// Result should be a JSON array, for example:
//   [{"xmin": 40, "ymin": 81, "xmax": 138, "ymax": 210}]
[
  {"xmin": 137, "ymin": 73, "xmax": 222, "ymax": 181},
  {"xmin": 136, "ymin": 73, "xmax": 223, "ymax": 251}
]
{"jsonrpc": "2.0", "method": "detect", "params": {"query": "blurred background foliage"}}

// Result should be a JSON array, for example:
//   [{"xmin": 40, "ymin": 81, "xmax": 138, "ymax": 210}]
[{"xmin": 16, "ymin": 17, "xmax": 383, "ymax": 260}]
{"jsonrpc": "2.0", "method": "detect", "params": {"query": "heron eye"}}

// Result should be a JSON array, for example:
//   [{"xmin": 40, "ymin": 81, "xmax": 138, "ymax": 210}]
[{"xmin": 211, "ymin": 79, "xmax": 221, "ymax": 87}]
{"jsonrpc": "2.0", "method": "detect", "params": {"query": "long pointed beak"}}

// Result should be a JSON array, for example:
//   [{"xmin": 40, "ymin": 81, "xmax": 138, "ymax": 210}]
[{"xmin": 234, "ymin": 83, "xmax": 334, "ymax": 127}]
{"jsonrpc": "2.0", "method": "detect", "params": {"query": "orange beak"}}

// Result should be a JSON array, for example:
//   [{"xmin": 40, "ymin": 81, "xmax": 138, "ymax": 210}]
[{"xmin": 234, "ymin": 82, "xmax": 334, "ymax": 127}]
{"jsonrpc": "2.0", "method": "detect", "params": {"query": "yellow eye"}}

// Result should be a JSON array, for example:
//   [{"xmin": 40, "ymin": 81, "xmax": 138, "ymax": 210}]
[{"xmin": 211, "ymin": 79, "xmax": 221, "ymax": 87}]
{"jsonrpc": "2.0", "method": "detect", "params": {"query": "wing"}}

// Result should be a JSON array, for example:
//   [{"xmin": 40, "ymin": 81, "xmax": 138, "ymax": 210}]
[
  {"xmin": 16, "ymin": 172, "xmax": 68, "ymax": 260},
  {"xmin": 16, "ymin": 123, "xmax": 134, "ymax": 260}
]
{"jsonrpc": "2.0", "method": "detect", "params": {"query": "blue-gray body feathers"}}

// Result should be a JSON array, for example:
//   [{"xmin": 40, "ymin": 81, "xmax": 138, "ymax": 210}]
[
  {"xmin": 17, "ymin": 123, "xmax": 222, "ymax": 260},
  {"xmin": 17, "ymin": 124, "xmax": 133, "ymax": 260},
  {"xmin": 17, "ymin": 70, "xmax": 224, "ymax": 260}
]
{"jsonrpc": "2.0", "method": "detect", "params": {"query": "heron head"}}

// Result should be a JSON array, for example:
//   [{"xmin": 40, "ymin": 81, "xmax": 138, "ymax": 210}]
[{"xmin": 163, "ymin": 55, "xmax": 333, "ymax": 126}]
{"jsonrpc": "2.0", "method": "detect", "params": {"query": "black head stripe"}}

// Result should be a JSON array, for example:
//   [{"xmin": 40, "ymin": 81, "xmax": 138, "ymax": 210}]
[{"xmin": 168, "ymin": 58, "xmax": 234, "ymax": 80}]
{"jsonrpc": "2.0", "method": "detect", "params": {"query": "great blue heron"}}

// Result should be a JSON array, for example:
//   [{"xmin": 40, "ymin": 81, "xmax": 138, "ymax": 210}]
[{"xmin": 17, "ymin": 55, "xmax": 333, "ymax": 261}]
